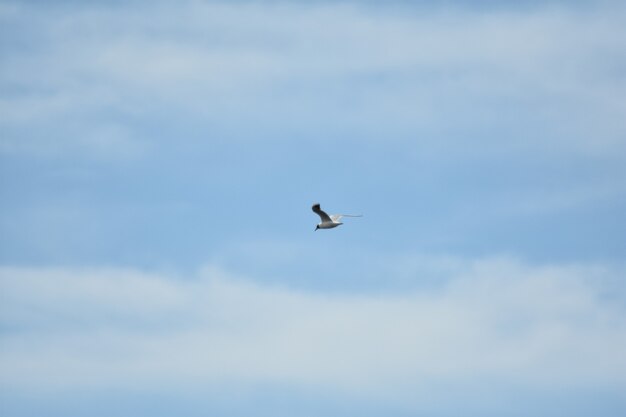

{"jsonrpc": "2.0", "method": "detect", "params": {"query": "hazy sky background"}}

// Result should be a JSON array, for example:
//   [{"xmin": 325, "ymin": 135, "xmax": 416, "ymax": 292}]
[{"xmin": 1, "ymin": 1, "xmax": 625, "ymax": 416}]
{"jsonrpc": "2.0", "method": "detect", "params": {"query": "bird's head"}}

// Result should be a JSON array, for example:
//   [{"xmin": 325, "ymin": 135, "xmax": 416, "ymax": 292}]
[{"xmin": 315, "ymin": 225, "xmax": 319, "ymax": 231}]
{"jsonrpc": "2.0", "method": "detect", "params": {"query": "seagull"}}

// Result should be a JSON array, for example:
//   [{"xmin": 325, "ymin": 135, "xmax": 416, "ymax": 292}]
[{"xmin": 312, "ymin": 203, "xmax": 362, "ymax": 231}]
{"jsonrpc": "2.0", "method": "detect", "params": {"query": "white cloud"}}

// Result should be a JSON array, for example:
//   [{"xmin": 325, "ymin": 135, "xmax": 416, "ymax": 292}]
[
  {"xmin": 2, "ymin": 1, "xmax": 625, "ymax": 157},
  {"xmin": 1, "ymin": 258, "xmax": 625, "ymax": 403}
]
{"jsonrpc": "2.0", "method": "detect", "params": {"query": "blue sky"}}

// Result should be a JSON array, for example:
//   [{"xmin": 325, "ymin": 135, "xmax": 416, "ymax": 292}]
[{"xmin": 1, "ymin": 0, "xmax": 626, "ymax": 416}]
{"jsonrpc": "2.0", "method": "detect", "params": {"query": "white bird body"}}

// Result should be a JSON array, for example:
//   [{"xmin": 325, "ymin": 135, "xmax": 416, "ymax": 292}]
[{"xmin": 312, "ymin": 203, "xmax": 362, "ymax": 230}]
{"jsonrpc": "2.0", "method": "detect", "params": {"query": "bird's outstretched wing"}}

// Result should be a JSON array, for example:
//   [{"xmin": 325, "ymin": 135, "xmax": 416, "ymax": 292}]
[
  {"xmin": 312, "ymin": 203, "xmax": 332, "ymax": 223},
  {"xmin": 331, "ymin": 214, "xmax": 363, "ymax": 222}
]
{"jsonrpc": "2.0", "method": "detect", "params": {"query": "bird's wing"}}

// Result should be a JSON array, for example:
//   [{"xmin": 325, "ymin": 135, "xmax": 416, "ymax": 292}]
[
  {"xmin": 331, "ymin": 213, "xmax": 363, "ymax": 222},
  {"xmin": 333, "ymin": 213, "xmax": 362, "ymax": 218},
  {"xmin": 330, "ymin": 214, "xmax": 343, "ymax": 222},
  {"xmin": 312, "ymin": 203, "xmax": 332, "ymax": 223}
]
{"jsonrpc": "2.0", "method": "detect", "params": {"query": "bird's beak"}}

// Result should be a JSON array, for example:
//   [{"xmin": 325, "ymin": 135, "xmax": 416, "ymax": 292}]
[{"xmin": 315, "ymin": 226, "xmax": 318, "ymax": 231}]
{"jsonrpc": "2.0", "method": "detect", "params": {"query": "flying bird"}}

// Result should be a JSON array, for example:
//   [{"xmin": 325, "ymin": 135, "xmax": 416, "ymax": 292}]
[{"xmin": 312, "ymin": 203, "xmax": 362, "ymax": 231}]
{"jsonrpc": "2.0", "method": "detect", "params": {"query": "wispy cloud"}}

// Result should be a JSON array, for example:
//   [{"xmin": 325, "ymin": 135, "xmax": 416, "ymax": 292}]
[
  {"xmin": 2, "ymin": 259, "xmax": 625, "ymax": 413},
  {"xmin": 2, "ymin": 1, "xmax": 625, "ymax": 157}
]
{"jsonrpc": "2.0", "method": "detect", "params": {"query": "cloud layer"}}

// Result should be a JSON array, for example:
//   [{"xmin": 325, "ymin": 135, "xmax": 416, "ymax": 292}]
[
  {"xmin": 2, "ymin": 1, "xmax": 626, "ymax": 156},
  {"xmin": 2, "ymin": 259, "xmax": 625, "ymax": 415}
]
